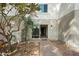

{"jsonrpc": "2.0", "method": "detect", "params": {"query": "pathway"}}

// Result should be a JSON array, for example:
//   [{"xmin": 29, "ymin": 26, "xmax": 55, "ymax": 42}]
[{"xmin": 40, "ymin": 40, "xmax": 62, "ymax": 56}]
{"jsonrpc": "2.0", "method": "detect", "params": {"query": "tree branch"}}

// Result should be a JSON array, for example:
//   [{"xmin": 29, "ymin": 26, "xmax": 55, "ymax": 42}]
[
  {"xmin": 6, "ymin": 6, "xmax": 14, "ymax": 15},
  {"xmin": 11, "ymin": 19, "xmax": 22, "ymax": 33}
]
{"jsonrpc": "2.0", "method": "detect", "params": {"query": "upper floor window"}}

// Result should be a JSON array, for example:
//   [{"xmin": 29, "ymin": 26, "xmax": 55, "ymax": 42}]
[{"xmin": 40, "ymin": 4, "xmax": 48, "ymax": 12}]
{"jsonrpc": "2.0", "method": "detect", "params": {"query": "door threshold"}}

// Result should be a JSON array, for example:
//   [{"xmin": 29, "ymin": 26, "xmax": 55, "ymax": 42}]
[{"xmin": 41, "ymin": 38, "xmax": 48, "ymax": 41}]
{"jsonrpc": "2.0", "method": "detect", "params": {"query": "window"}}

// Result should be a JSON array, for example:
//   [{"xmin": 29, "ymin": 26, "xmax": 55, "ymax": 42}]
[
  {"xmin": 40, "ymin": 4, "xmax": 48, "ymax": 12},
  {"xmin": 32, "ymin": 27, "xmax": 39, "ymax": 38}
]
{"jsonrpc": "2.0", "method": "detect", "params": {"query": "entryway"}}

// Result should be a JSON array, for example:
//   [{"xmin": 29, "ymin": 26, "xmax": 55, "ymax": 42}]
[{"xmin": 40, "ymin": 25, "xmax": 48, "ymax": 38}]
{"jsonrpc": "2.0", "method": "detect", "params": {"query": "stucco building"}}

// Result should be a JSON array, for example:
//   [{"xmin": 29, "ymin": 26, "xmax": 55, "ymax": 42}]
[
  {"xmin": 27, "ymin": 3, "xmax": 79, "ymax": 49},
  {"xmin": 1, "ymin": 3, "xmax": 79, "ymax": 49}
]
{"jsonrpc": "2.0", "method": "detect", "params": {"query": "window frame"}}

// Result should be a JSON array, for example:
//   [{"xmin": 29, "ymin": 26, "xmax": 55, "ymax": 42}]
[{"xmin": 39, "ymin": 4, "xmax": 48, "ymax": 13}]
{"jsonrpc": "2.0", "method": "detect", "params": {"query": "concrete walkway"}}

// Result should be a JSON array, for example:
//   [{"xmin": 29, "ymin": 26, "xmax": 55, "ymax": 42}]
[{"xmin": 40, "ymin": 40, "xmax": 62, "ymax": 56}]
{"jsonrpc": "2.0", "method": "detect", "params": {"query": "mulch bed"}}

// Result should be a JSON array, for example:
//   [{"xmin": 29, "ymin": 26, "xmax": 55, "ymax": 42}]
[
  {"xmin": 12, "ymin": 41, "xmax": 40, "ymax": 56},
  {"xmin": 0, "ymin": 41, "xmax": 40, "ymax": 56}
]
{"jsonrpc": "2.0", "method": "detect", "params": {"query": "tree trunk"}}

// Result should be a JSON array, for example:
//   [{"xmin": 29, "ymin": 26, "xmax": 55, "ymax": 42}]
[{"xmin": 7, "ymin": 40, "xmax": 12, "ymax": 52}]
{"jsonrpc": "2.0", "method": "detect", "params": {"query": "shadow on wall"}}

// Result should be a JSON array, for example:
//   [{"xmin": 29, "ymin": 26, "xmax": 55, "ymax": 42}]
[{"xmin": 58, "ymin": 10, "xmax": 75, "ymax": 42}]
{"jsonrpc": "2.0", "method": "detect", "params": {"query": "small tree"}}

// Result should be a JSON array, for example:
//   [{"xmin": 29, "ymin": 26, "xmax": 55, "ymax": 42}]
[
  {"xmin": 0, "ymin": 3, "xmax": 40, "ymax": 52},
  {"xmin": 21, "ymin": 16, "xmax": 33, "ymax": 42}
]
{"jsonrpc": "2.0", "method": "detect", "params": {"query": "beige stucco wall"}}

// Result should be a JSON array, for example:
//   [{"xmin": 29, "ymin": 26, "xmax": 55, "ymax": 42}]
[{"xmin": 30, "ymin": 3, "xmax": 74, "ymax": 40}]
